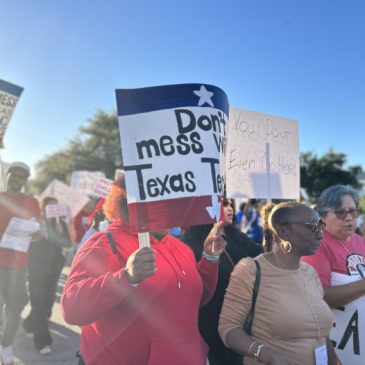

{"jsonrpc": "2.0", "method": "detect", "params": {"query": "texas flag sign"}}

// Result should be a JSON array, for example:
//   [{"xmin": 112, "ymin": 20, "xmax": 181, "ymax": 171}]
[
  {"xmin": 0, "ymin": 79, "xmax": 24, "ymax": 148},
  {"xmin": 115, "ymin": 83, "xmax": 229, "ymax": 232}
]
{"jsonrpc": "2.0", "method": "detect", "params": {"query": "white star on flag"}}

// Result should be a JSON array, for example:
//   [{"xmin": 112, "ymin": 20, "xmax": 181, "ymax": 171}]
[{"xmin": 193, "ymin": 85, "xmax": 214, "ymax": 107}]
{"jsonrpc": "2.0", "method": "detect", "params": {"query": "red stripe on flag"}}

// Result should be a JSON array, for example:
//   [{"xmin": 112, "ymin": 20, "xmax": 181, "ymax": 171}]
[{"xmin": 128, "ymin": 195, "xmax": 222, "ymax": 232}]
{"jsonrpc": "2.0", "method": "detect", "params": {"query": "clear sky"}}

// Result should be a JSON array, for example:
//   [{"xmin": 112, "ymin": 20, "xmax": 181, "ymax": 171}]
[{"xmin": 1, "ymin": 0, "xmax": 364, "ymax": 173}]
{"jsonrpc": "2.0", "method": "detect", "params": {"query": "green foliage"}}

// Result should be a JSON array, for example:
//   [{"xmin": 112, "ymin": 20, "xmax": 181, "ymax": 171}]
[
  {"xmin": 32, "ymin": 109, "xmax": 123, "ymax": 193},
  {"xmin": 300, "ymin": 149, "xmax": 363, "ymax": 202}
]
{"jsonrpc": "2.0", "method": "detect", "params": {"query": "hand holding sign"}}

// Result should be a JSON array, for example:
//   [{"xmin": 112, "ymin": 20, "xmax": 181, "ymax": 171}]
[
  {"xmin": 125, "ymin": 247, "xmax": 156, "ymax": 285},
  {"xmin": 203, "ymin": 221, "xmax": 227, "ymax": 256}
]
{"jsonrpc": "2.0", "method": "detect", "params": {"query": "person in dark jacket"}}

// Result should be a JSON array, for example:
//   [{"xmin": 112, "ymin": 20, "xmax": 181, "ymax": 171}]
[
  {"xmin": 23, "ymin": 196, "xmax": 72, "ymax": 354},
  {"xmin": 181, "ymin": 199, "xmax": 263, "ymax": 365}
]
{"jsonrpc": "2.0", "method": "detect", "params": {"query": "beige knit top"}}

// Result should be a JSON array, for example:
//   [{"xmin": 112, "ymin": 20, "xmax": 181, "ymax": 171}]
[{"xmin": 219, "ymin": 254, "xmax": 333, "ymax": 365}]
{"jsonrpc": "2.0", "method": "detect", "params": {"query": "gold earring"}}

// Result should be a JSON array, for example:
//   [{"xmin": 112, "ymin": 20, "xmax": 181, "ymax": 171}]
[{"xmin": 280, "ymin": 240, "xmax": 292, "ymax": 253}]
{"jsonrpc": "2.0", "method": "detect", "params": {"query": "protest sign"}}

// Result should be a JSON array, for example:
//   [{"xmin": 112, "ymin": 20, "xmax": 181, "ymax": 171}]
[
  {"xmin": 0, "ymin": 79, "xmax": 24, "ymax": 147},
  {"xmin": 92, "ymin": 177, "xmax": 113, "ymax": 198},
  {"xmin": 115, "ymin": 83, "xmax": 228, "ymax": 232},
  {"xmin": 0, "ymin": 217, "xmax": 40, "ymax": 252},
  {"xmin": 226, "ymin": 108, "xmax": 299, "ymax": 200},
  {"xmin": 70, "ymin": 170, "xmax": 105, "ymax": 196},
  {"xmin": 330, "ymin": 272, "xmax": 365, "ymax": 364},
  {"xmin": 45, "ymin": 203, "xmax": 69, "ymax": 219},
  {"xmin": 41, "ymin": 179, "xmax": 89, "ymax": 218}
]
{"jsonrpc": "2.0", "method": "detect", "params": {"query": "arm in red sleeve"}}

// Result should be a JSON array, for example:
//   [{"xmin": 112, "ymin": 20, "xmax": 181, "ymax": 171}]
[
  {"xmin": 196, "ymin": 256, "xmax": 219, "ymax": 306},
  {"xmin": 61, "ymin": 235, "xmax": 134, "ymax": 325}
]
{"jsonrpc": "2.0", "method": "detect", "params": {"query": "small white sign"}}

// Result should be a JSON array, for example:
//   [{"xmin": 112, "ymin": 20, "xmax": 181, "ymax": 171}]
[
  {"xmin": 93, "ymin": 177, "xmax": 113, "ymax": 198},
  {"xmin": 0, "ymin": 217, "xmax": 40, "ymax": 252},
  {"xmin": 45, "ymin": 203, "xmax": 69, "ymax": 219}
]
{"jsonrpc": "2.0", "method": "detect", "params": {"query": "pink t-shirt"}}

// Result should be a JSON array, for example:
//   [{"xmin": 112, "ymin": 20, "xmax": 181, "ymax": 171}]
[{"xmin": 302, "ymin": 230, "xmax": 365, "ymax": 288}]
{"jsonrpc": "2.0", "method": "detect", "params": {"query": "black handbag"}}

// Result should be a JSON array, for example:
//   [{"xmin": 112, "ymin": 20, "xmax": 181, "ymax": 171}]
[{"xmin": 244, "ymin": 260, "xmax": 261, "ymax": 335}]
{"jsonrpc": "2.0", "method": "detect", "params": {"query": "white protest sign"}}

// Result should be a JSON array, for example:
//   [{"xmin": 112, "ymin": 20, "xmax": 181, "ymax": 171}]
[
  {"xmin": 70, "ymin": 170, "xmax": 105, "ymax": 196},
  {"xmin": 92, "ymin": 177, "xmax": 113, "ymax": 198},
  {"xmin": 41, "ymin": 179, "xmax": 89, "ymax": 218},
  {"xmin": 0, "ymin": 217, "xmax": 40, "ymax": 252},
  {"xmin": 45, "ymin": 203, "xmax": 69, "ymax": 219},
  {"xmin": 330, "ymin": 272, "xmax": 365, "ymax": 365},
  {"xmin": 114, "ymin": 168, "xmax": 124, "ymax": 181},
  {"xmin": 115, "ymin": 83, "xmax": 228, "ymax": 232},
  {"xmin": 0, "ymin": 79, "xmax": 24, "ymax": 147},
  {"xmin": 226, "ymin": 108, "xmax": 299, "ymax": 200}
]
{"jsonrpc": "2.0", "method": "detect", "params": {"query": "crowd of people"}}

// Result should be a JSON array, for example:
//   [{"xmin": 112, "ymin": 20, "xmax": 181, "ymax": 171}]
[{"xmin": 0, "ymin": 161, "xmax": 365, "ymax": 365}]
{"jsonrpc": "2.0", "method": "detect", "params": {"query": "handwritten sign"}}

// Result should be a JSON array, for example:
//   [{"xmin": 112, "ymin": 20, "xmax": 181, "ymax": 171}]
[
  {"xmin": 0, "ymin": 79, "xmax": 24, "ymax": 147},
  {"xmin": 92, "ymin": 177, "xmax": 113, "ymax": 198},
  {"xmin": 70, "ymin": 170, "xmax": 105, "ymax": 197},
  {"xmin": 226, "ymin": 108, "xmax": 299, "ymax": 200},
  {"xmin": 115, "ymin": 83, "xmax": 228, "ymax": 232},
  {"xmin": 45, "ymin": 203, "xmax": 69, "ymax": 218},
  {"xmin": 330, "ymin": 272, "xmax": 364, "ymax": 365},
  {"xmin": 0, "ymin": 217, "xmax": 40, "ymax": 252},
  {"xmin": 41, "ymin": 179, "xmax": 89, "ymax": 218}
]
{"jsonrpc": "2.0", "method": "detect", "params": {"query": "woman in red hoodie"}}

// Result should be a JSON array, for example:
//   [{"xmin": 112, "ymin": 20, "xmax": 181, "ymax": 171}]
[{"xmin": 61, "ymin": 175, "xmax": 226, "ymax": 365}]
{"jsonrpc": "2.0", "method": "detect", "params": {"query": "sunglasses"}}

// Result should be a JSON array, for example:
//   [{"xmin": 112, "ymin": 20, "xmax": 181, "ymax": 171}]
[
  {"xmin": 281, "ymin": 220, "xmax": 326, "ymax": 234},
  {"xmin": 333, "ymin": 208, "xmax": 359, "ymax": 220}
]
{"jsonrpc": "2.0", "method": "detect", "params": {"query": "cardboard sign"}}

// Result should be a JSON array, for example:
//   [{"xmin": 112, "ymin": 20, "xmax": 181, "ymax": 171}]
[
  {"xmin": 41, "ymin": 179, "xmax": 89, "ymax": 218},
  {"xmin": 0, "ymin": 217, "xmax": 40, "ymax": 252},
  {"xmin": 45, "ymin": 203, "xmax": 69, "ymax": 218},
  {"xmin": 226, "ymin": 108, "xmax": 299, "ymax": 200},
  {"xmin": 93, "ymin": 177, "xmax": 113, "ymax": 198},
  {"xmin": 70, "ymin": 170, "xmax": 105, "ymax": 196},
  {"xmin": 0, "ymin": 79, "xmax": 24, "ymax": 147},
  {"xmin": 115, "ymin": 83, "xmax": 228, "ymax": 232},
  {"xmin": 330, "ymin": 272, "xmax": 365, "ymax": 365}
]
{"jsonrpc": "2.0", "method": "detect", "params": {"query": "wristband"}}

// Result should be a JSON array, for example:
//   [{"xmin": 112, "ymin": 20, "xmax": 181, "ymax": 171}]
[{"xmin": 202, "ymin": 251, "xmax": 220, "ymax": 261}]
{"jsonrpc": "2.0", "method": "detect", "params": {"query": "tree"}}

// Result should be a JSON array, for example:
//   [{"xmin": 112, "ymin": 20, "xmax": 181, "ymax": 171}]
[
  {"xmin": 32, "ymin": 109, "xmax": 123, "ymax": 193},
  {"xmin": 300, "ymin": 149, "xmax": 363, "ymax": 202}
]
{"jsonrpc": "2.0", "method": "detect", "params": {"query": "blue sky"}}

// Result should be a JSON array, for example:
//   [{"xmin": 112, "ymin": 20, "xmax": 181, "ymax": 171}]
[{"xmin": 1, "ymin": 0, "xmax": 364, "ymax": 173}]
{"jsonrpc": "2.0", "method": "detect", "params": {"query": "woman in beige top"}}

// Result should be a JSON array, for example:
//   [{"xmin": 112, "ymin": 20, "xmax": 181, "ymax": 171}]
[{"xmin": 219, "ymin": 202, "xmax": 338, "ymax": 365}]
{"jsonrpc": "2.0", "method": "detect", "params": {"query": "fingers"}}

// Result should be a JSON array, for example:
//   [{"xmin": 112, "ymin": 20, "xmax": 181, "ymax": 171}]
[{"xmin": 126, "ymin": 247, "xmax": 157, "ymax": 284}]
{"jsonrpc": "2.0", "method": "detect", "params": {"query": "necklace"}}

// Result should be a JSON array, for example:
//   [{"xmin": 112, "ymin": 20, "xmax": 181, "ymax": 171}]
[
  {"xmin": 275, "ymin": 253, "xmax": 322, "ymax": 341},
  {"xmin": 336, "ymin": 238, "xmax": 355, "ymax": 256}
]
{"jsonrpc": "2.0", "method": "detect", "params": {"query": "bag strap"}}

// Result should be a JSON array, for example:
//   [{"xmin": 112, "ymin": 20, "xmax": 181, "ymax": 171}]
[
  {"xmin": 105, "ymin": 231, "xmax": 117, "ymax": 254},
  {"xmin": 244, "ymin": 260, "xmax": 261, "ymax": 335},
  {"xmin": 223, "ymin": 248, "xmax": 235, "ymax": 268}
]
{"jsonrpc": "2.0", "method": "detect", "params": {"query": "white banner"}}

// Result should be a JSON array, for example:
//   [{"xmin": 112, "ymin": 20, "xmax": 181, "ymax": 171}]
[
  {"xmin": 0, "ymin": 217, "xmax": 40, "ymax": 252},
  {"xmin": 41, "ymin": 179, "xmax": 89, "ymax": 218},
  {"xmin": 226, "ymin": 108, "xmax": 299, "ymax": 200},
  {"xmin": 330, "ymin": 272, "xmax": 365, "ymax": 365},
  {"xmin": 70, "ymin": 170, "xmax": 105, "ymax": 197}
]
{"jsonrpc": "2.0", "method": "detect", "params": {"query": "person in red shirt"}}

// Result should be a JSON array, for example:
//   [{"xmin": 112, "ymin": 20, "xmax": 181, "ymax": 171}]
[
  {"xmin": 0, "ymin": 162, "xmax": 40, "ymax": 365},
  {"xmin": 62, "ymin": 175, "xmax": 227, "ymax": 365}
]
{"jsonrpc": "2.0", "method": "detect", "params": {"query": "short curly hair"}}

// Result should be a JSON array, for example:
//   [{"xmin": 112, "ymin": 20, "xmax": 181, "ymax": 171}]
[{"xmin": 103, "ymin": 175, "xmax": 129, "ymax": 222}]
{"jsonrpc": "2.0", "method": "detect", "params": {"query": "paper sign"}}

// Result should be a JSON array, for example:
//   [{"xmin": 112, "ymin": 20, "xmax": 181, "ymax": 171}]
[
  {"xmin": 0, "ymin": 79, "xmax": 24, "ymax": 147},
  {"xmin": 45, "ymin": 203, "xmax": 69, "ymax": 218},
  {"xmin": 114, "ymin": 169, "xmax": 124, "ymax": 181},
  {"xmin": 115, "ymin": 83, "xmax": 228, "ymax": 232},
  {"xmin": 0, "ymin": 217, "xmax": 40, "ymax": 252},
  {"xmin": 92, "ymin": 177, "xmax": 113, "ymax": 198},
  {"xmin": 41, "ymin": 179, "xmax": 89, "ymax": 218},
  {"xmin": 226, "ymin": 108, "xmax": 299, "ymax": 200},
  {"xmin": 70, "ymin": 170, "xmax": 105, "ymax": 196},
  {"xmin": 330, "ymin": 272, "xmax": 365, "ymax": 365}
]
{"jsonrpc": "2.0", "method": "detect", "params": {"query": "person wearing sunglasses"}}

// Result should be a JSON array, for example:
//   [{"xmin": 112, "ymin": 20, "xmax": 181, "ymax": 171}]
[
  {"xmin": 219, "ymin": 201, "xmax": 337, "ymax": 364},
  {"xmin": 302, "ymin": 185, "xmax": 365, "ymax": 309}
]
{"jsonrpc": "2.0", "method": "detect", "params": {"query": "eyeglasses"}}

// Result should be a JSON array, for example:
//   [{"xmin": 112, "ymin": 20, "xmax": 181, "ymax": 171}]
[
  {"xmin": 333, "ymin": 208, "xmax": 359, "ymax": 220},
  {"xmin": 281, "ymin": 220, "xmax": 326, "ymax": 234}
]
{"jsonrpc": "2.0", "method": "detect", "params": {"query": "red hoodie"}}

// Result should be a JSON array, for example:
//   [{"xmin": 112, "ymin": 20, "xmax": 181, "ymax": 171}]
[{"xmin": 62, "ymin": 220, "xmax": 218, "ymax": 365}]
